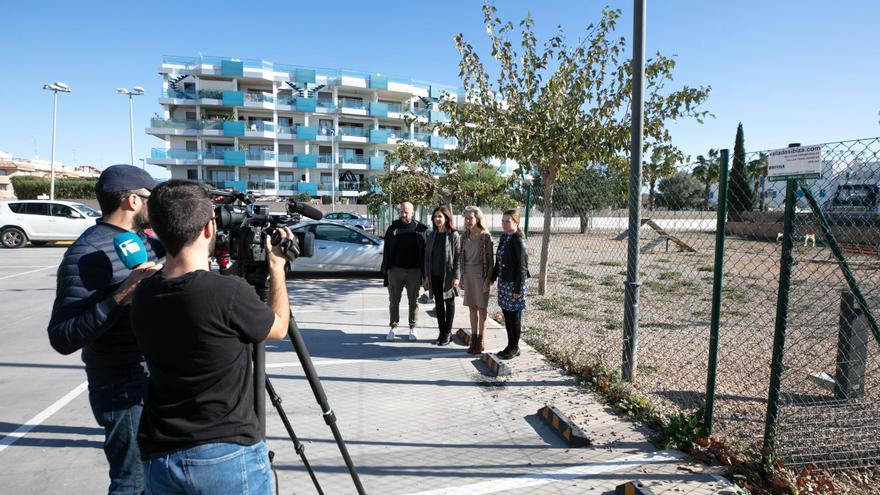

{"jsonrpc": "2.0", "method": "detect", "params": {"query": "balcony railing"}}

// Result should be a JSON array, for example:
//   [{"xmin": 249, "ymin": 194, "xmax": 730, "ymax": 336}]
[
  {"xmin": 161, "ymin": 89, "xmax": 198, "ymax": 99},
  {"xmin": 197, "ymin": 89, "xmax": 224, "ymax": 99},
  {"xmin": 150, "ymin": 118, "xmax": 225, "ymax": 130},
  {"xmin": 278, "ymin": 181, "xmax": 297, "ymax": 190},
  {"xmin": 402, "ymin": 132, "xmax": 431, "ymax": 143},
  {"xmin": 203, "ymin": 149, "xmax": 231, "ymax": 159},
  {"xmin": 318, "ymin": 153, "xmax": 334, "ymax": 163},
  {"xmin": 277, "ymin": 153, "xmax": 296, "ymax": 163},
  {"xmin": 340, "ymin": 154, "xmax": 368, "ymax": 165},
  {"xmin": 317, "ymin": 100, "xmax": 336, "ymax": 111},
  {"xmin": 245, "ymin": 92, "xmax": 275, "ymax": 103},
  {"xmin": 277, "ymin": 124, "xmax": 294, "ymax": 134},
  {"xmin": 246, "ymin": 150, "xmax": 275, "ymax": 161},
  {"xmin": 245, "ymin": 121, "xmax": 275, "ymax": 132},
  {"xmin": 247, "ymin": 180, "xmax": 276, "ymax": 190},
  {"xmin": 338, "ymin": 126, "xmax": 366, "ymax": 137},
  {"xmin": 338, "ymin": 98, "xmax": 367, "ymax": 110},
  {"xmin": 320, "ymin": 181, "xmax": 368, "ymax": 192},
  {"xmin": 151, "ymin": 148, "xmax": 200, "ymax": 160}
]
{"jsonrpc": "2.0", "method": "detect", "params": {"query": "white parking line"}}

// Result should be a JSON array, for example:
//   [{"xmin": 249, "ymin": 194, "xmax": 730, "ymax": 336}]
[
  {"xmin": 0, "ymin": 265, "xmax": 56, "ymax": 281},
  {"xmin": 292, "ymin": 307, "xmax": 388, "ymax": 314},
  {"xmin": 403, "ymin": 452, "xmax": 686, "ymax": 495},
  {"xmin": 0, "ymin": 381, "xmax": 88, "ymax": 454}
]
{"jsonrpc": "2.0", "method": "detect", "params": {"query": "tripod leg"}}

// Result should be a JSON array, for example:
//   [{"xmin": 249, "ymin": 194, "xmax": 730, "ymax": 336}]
[
  {"xmin": 287, "ymin": 317, "xmax": 367, "ymax": 495},
  {"xmin": 266, "ymin": 376, "xmax": 324, "ymax": 495}
]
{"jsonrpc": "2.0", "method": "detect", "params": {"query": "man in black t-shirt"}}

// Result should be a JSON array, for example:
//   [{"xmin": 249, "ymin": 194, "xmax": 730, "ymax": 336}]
[{"xmin": 131, "ymin": 180, "xmax": 292, "ymax": 494}]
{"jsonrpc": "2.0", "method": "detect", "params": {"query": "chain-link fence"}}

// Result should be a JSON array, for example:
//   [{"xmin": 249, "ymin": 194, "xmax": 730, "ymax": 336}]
[{"xmin": 511, "ymin": 137, "xmax": 880, "ymax": 491}]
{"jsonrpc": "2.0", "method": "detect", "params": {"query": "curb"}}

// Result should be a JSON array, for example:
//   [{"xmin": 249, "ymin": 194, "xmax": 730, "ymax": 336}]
[
  {"xmin": 538, "ymin": 404, "xmax": 591, "ymax": 447},
  {"xmin": 455, "ymin": 327, "xmax": 472, "ymax": 346},
  {"xmin": 480, "ymin": 352, "xmax": 511, "ymax": 377},
  {"xmin": 615, "ymin": 481, "xmax": 657, "ymax": 495}
]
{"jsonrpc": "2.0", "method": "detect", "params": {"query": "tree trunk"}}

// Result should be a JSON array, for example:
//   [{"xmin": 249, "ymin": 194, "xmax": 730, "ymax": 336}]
[
  {"xmin": 704, "ymin": 182, "xmax": 711, "ymax": 211},
  {"xmin": 753, "ymin": 179, "xmax": 760, "ymax": 210},
  {"xmin": 759, "ymin": 177, "xmax": 766, "ymax": 211},
  {"xmin": 579, "ymin": 213, "xmax": 589, "ymax": 234},
  {"xmin": 537, "ymin": 166, "xmax": 559, "ymax": 296},
  {"xmin": 648, "ymin": 180, "xmax": 656, "ymax": 211}
]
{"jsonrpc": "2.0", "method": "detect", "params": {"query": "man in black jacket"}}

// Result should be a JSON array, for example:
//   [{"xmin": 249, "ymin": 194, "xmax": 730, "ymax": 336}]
[
  {"xmin": 47, "ymin": 164, "xmax": 164, "ymax": 494},
  {"xmin": 380, "ymin": 201, "xmax": 428, "ymax": 341}
]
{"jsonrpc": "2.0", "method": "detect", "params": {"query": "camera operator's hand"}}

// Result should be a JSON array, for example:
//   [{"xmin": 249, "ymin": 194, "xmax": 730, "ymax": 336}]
[
  {"xmin": 268, "ymin": 226, "xmax": 295, "ymax": 274},
  {"xmin": 114, "ymin": 261, "xmax": 163, "ymax": 306}
]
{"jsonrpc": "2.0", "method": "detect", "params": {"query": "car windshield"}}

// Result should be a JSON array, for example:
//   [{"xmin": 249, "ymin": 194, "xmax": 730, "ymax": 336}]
[{"xmin": 72, "ymin": 203, "xmax": 102, "ymax": 217}]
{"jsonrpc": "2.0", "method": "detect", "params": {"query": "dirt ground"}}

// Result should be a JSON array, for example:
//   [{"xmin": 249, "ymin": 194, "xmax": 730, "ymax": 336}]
[{"xmin": 498, "ymin": 223, "xmax": 880, "ymax": 492}]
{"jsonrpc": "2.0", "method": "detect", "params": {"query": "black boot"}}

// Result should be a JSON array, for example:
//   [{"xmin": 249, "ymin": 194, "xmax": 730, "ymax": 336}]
[{"xmin": 438, "ymin": 332, "xmax": 452, "ymax": 346}]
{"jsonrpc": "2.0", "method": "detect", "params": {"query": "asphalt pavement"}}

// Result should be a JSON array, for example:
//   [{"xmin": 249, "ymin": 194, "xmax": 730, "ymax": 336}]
[{"xmin": 0, "ymin": 246, "xmax": 735, "ymax": 494}]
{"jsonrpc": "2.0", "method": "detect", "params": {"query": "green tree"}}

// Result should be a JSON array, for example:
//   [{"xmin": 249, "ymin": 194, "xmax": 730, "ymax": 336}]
[
  {"xmin": 747, "ymin": 152, "xmax": 768, "ymax": 211},
  {"xmin": 656, "ymin": 172, "xmax": 703, "ymax": 210},
  {"xmin": 692, "ymin": 149, "xmax": 719, "ymax": 210},
  {"xmin": 552, "ymin": 166, "xmax": 628, "ymax": 233},
  {"xmin": 643, "ymin": 147, "xmax": 680, "ymax": 211},
  {"xmin": 728, "ymin": 123, "xmax": 754, "ymax": 219},
  {"xmin": 439, "ymin": 162, "xmax": 515, "ymax": 210},
  {"xmin": 11, "ymin": 176, "xmax": 97, "ymax": 200},
  {"xmin": 440, "ymin": 3, "xmax": 711, "ymax": 293}
]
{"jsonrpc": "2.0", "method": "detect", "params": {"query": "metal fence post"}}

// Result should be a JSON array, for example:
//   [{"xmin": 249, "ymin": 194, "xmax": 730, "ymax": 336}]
[
  {"xmin": 622, "ymin": 0, "xmax": 647, "ymax": 383},
  {"xmin": 704, "ymin": 149, "xmax": 730, "ymax": 435},
  {"xmin": 763, "ymin": 178, "xmax": 797, "ymax": 452}
]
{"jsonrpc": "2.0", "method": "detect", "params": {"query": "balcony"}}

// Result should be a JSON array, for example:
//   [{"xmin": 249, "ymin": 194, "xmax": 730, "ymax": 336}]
[
  {"xmin": 278, "ymin": 181, "xmax": 297, "ymax": 191},
  {"xmin": 246, "ymin": 150, "xmax": 275, "ymax": 161},
  {"xmin": 245, "ymin": 92, "xmax": 275, "ymax": 104},
  {"xmin": 197, "ymin": 89, "xmax": 224, "ymax": 100},
  {"xmin": 203, "ymin": 149, "xmax": 230, "ymax": 160},
  {"xmin": 385, "ymin": 102, "xmax": 404, "ymax": 113},
  {"xmin": 151, "ymin": 148, "xmax": 201, "ymax": 160},
  {"xmin": 277, "ymin": 153, "xmax": 296, "ymax": 164},
  {"xmin": 338, "ymin": 126, "xmax": 366, "ymax": 138},
  {"xmin": 317, "ymin": 153, "xmax": 334, "ymax": 164},
  {"xmin": 402, "ymin": 132, "xmax": 431, "ymax": 144},
  {"xmin": 247, "ymin": 180, "xmax": 276, "ymax": 190},
  {"xmin": 295, "ymin": 126, "xmax": 318, "ymax": 141},
  {"xmin": 161, "ymin": 89, "xmax": 197, "ymax": 100},
  {"xmin": 338, "ymin": 98, "xmax": 367, "ymax": 111},
  {"xmin": 245, "ymin": 121, "xmax": 275, "ymax": 133},
  {"xmin": 320, "ymin": 181, "xmax": 368, "ymax": 192},
  {"xmin": 316, "ymin": 100, "xmax": 336, "ymax": 112},
  {"xmin": 149, "ymin": 118, "xmax": 225, "ymax": 131},
  {"xmin": 339, "ymin": 154, "xmax": 368, "ymax": 165}
]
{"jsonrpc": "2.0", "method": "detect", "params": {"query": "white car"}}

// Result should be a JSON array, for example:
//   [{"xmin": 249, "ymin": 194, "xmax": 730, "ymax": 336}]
[
  {"xmin": 289, "ymin": 221, "xmax": 383, "ymax": 272},
  {"xmin": 0, "ymin": 200, "xmax": 102, "ymax": 248}
]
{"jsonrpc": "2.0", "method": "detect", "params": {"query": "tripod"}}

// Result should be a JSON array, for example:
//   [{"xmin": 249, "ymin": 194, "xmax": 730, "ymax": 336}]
[{"xmin": 234, "ymin": 260, "xmax": 367, "ymax": 495}]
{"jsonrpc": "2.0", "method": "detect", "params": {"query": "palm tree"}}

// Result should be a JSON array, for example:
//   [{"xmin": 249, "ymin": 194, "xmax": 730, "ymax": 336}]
[
  {"xmin": 692, "ymin": 149, "xmax": 720, "ymax": 210},
  {"xmin": 747, "ymin": 153, "xmax": 768, "ymax": 211}
]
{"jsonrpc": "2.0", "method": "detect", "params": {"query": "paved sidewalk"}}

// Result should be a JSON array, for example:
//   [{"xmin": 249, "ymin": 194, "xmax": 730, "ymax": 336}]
[{"xmin": 0, "ymin": 248, "xmax": 734, "ymax": 494}]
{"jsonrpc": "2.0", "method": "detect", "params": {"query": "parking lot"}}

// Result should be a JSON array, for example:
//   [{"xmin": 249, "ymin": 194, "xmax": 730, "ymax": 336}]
[{"xmin": 0, "ymin": 246, "xmax": 732, "ymax": 494}]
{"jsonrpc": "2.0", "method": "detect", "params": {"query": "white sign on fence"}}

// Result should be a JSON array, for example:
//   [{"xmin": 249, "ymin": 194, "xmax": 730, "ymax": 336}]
[{"xmin": 767, "ymin": 145, "xmax": 822, "ymax": 181}]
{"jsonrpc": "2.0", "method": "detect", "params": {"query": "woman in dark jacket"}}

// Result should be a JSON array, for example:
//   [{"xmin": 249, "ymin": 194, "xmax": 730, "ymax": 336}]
[
  {"xmin": 491, "ymin": 208, "xmax": 530, "ymax": 359},
  {"xmin": 423, "ymin": 206, "xmax": 461, "ymax": 345}
]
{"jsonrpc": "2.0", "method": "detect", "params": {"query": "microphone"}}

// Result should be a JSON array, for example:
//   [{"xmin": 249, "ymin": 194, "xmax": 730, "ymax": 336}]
[
  {"xmin": 287, "ymin": 200, "xmax": 323, "ymax": 220},
  {"xmin": 113, "ymin": 232, "xmax": 149, "ymax": 269}
]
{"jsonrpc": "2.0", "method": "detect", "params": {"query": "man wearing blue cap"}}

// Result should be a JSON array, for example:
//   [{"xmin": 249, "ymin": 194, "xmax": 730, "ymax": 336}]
[{"xmin": 48, "ymin": 164, "xmax": 165, "ymax": 494}]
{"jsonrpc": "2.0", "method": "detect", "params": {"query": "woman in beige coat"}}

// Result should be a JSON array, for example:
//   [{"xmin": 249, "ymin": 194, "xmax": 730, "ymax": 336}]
[{"xmin": 459, "ymin": 206, "xmax": 493, "ymax": 354}]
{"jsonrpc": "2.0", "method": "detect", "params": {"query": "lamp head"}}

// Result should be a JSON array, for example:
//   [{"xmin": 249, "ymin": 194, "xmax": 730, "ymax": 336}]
[{"xmin": 132, "ymin": 86, "xmax": 145, "ymax": 95}]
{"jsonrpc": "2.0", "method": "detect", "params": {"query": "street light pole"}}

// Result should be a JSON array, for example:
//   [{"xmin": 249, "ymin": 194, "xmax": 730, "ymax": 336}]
[
  {"xmin": 116, "ymin": 87, "xmax": 145, "ymax": 166},
  {"xmin": 43, "ymin": 82, "xmax": 70, "ymax": 200}
]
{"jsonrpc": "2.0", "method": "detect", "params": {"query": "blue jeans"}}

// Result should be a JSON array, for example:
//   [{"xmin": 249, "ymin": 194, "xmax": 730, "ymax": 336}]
[
  {"xmin": 87, "ymin": 363, "xmax": 149, "ymax": 495},
  {"xmin": 144, "ymin": 442, "xmax": 274, "ymax": 495}
]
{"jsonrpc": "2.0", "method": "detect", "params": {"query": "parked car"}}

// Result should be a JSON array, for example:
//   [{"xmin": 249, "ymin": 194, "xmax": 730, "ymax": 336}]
[
  {"xmin": 0, "ymin": 200, "xmax": 101, "ymax": 248},
  {"xmin": 288, "ymin": 221, "xmax": 383, "ymax": 273},
  {"xmin": 323, "ymin": 211, "xmax": 374, "ymax": 232}
]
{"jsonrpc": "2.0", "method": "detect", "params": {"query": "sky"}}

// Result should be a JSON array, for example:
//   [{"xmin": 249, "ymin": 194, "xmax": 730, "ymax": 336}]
[{"xmin": 1, "ymin": 0, "xmax": 878, "ymax": 178}]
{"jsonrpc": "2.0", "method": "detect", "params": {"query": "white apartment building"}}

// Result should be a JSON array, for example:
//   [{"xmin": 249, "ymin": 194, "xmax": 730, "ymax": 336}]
[{"xmin": 146, "ymin": 55, "xmax": 473, "ymax": 203}]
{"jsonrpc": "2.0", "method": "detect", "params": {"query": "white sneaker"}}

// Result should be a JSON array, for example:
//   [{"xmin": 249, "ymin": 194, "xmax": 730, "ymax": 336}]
[
  {"xmin": 386, "ymin": 328, "xmax": 396, "ymax": 341},
  {"xmin": 408, "ymin": 328, "xmax": 419, "ymax": 341}
]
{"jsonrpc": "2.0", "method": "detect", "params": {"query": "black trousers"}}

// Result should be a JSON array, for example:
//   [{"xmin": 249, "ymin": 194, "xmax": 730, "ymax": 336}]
[
  {"xmin": 430, "ymin": 275, "xmax": 455, "ymax": 335},
  {"xmin": 502, "ymin": 310, "xmax": 522, "ymax": 351}
]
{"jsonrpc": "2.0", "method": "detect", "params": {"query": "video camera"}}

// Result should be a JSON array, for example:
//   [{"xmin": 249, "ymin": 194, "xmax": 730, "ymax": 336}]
[{"xmin": 209, "ymin": 189, "xmax": 321, "ymax": 273}]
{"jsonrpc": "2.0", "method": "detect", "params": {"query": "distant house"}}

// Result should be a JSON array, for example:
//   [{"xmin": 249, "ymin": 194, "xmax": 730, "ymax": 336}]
[{"xmin": 0, "ymin": 152, "xmax": 102, "ymax": 199}]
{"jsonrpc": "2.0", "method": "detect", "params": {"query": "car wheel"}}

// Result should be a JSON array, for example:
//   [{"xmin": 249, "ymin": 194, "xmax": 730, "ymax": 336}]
[{"xmin": 1, "ymin": 227, "xmax": 27, "ymax": 249}]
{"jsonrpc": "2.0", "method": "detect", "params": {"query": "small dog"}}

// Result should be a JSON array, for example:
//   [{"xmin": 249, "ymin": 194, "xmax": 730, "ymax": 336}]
[{"xmin": 776, "ymin": 232, "xmax": 816, "ymax": 247}]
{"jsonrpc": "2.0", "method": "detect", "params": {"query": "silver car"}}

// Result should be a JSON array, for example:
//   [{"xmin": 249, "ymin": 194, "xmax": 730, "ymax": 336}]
[
  {"xmin": 289, "ymin": 221, "xmax": 383, "ymax": 273},
  {"xmin": 323, "ymin": 211, "xmax": 374, "ymax": 232}
]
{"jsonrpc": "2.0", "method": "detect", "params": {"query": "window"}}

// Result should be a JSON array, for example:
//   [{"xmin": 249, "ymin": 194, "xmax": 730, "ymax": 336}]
[
  {"xmin": 8, "ymin": 202, "xmax": 24, "ymax": 213},
  {"xmin": 50, "ymin": 204, "xmax": 78, "ymax": 218},
  {"xmin": 71, "ymin": 204, "xmax": 101, "ymax": 217},
  {"xmin": 186, "ymin": 141, "xmax": 198, "ymax": 152},
  {"xmin": 0, "ymin": 184, "xmax": 6, "ymax": 190},
  {"xmin": 209, "ymin": 170, "xmax": 235, "ymax": 182},
  {"xmin": 23, "ymin": 203, "xmax": 50, "ymax": 216},
  {"xmin": 185, "ymin": 112, "xmax": 197, "ymax": 121},
  {"xmin": 325, "ymin": 213, "xmax": 339, "ymax": 219},
  {"xmin": 187, "ymin": 169, "xmax": 198, "ymax": 180},
  {"xmin": 314, "ymin": 224, "xmax": 362, "ymax": 244}
]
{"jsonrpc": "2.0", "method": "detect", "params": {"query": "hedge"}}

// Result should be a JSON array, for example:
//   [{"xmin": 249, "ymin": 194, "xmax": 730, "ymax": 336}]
[{"xmin": 10, "ymin": 176, "xmax": 98, "ymax": 200}]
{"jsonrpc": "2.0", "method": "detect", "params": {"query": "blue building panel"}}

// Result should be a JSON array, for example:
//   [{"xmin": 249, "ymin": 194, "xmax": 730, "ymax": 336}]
[
  {"xmin": 296, "ymin": 154, "xmax": 318, "ymax": 168},
  {"xmin": 220, "ymin": 60, "xmax": 244, "ymax": 76},
  {"xmin": 295, "ymin": 97, "xmax": 317, "ymax": 112},
  {"xmin": 369, "ymin": 129, "xmax": 389, "ymax": 144},
  {"xmin": 430, "ymin": 135, "xmax": 445, "ymax": 149},
  {"xmin": 370, "ymin": 102, "xmax": 388, "ymax": 118},
  {"xmin": 223, "ymin": 151, "xmax": 246, "ymax": 166},
  {"xmin": 370, "ymin": 75, "xmax": 389, "ymax": 90},
  {"xmin": 429, "ymin": 110, "xmax": 449, "ymax": 123},
  {"xmin": 222, "ymin": 91, "xmax": 244, "ymax": 107},
  {"xmin": 369, "ymin": 156, "xmax": 386, "ymax": 171},
  {"xmin": 295, "ymin": 68, "xmax": 316, "ymax": 84},
  {"xmin": 297, "ymin": 182, "xmax": 318, "ymax": 196},
  {"xmin": 223, "ymin": 121, "xmax": 245, "ymax": 136},
  {"xmin": 296, "ymin": 126, "xmax": 317, "ymax": 141}
]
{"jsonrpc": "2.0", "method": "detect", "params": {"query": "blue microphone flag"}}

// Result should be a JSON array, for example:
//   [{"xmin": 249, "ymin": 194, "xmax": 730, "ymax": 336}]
[{"xmin": 113, "ymin": 232, "xmax": 148, "ymax": 269}]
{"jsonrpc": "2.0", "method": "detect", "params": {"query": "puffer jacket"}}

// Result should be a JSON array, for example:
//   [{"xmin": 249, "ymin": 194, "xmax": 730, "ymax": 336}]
[{"xmin": 47, "ymin": 220, "xmax": 163, "ymax": 369}]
